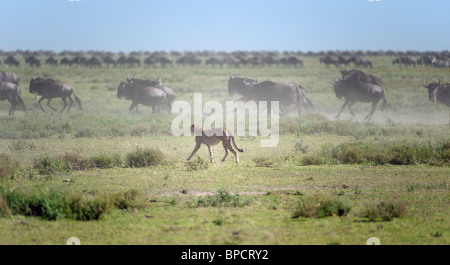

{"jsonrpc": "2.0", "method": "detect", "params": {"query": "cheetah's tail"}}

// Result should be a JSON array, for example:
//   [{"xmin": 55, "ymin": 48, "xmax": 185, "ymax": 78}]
[{"xmin": 230, "ymin": 136, "xmax": 244, "ymax": 152}]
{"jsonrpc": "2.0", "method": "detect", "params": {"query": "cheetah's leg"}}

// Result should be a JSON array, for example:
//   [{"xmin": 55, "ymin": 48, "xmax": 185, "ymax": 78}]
[
  {"xmin": 187, "ymin": 142, "xmax": 201, "ymax": 161},
  {"xmin": 221, "ymin": 141, "xmax": 229, "ymax": 162},
  {"xmin": 208, "ymin": 145, "xmax": 215, "ymax": 162},
  {"xmin": 229, "ymin": 147, "xmax": 239, "ymax": 163}
]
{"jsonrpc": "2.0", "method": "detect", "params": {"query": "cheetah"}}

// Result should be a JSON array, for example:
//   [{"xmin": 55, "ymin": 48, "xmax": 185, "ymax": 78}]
[{"xmin": 187, "ymin": 124, "xmax": 244, "ymax": 163}]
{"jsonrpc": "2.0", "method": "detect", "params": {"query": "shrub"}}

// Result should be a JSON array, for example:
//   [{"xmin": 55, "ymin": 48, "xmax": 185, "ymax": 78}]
[
  {"xmin": 34, "ymin": 155, "xmax": 72, "ymax": 175},
  {"xmin": 0, "ymin": 154, "xmax": 20, "ymax": 179},
  {"xmin": 185, "ymin": 156, "xmax": 209, "ymax": 171},
  {"xmin": 358, "ymin": 200, "xmax": 407, "ymax": 222},
  {"xmin": 191, "ymin": 189, "xmax": 251, "ymax": 208},
  {"xmin": 253, "ymin": 156, "xmax": 276, "ymax": 167},
  {"xmin": 301, "ymin": 155, "xmax": 325, "ymax": 165},
  {"xmin": 0, "ymin": 197, "xmax": 11, "ymax": 217},
  {"xmin": 292, "ymin": 195, "xmax": 351, "ymax": 219},
  {"xmin": 125, "ymin": 147, "xmax": 165, "ymax": 167},
  {"xmin": 0, "ymin": 187, "xmax": 145, "ymax": 221},
  {"xmin": 90, "ymin": 153, "xmax": 122, "ymax": 168},
  {"xmin": 62, "ymin": 152, "xmax": 92, "ymax": 171}
]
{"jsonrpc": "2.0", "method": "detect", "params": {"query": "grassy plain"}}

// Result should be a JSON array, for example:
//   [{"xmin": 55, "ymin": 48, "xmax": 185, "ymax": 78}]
[{"xmin": 0, "ymin": 55, "xmax": 449, "ymax": 245}]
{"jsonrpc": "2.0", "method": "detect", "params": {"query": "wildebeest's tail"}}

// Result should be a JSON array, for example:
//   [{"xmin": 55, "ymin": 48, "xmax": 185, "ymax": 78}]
[
  {"xmin": 73, "ymin": 90, "xmax": 83, "ymax": 110},
  {"xmin": 230, "ymin": 136, "xmax": 244, "ymax": 152},
  {"xmin": 381, "ymin": 89, "xmax": 387, "ymax": 111},
  {"xmin": 16, "ymin": 95, "xmax": 27, "ymax": 112},
  {"xmin": 296, "ymin": 85, "xmax": 314, "ymax": 112},
  {"xmin": 15, "ymin": 87, "xmax": 27, "ymax": 112}
]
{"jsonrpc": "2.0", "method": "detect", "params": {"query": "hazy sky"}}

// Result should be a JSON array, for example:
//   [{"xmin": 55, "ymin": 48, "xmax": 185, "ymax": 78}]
[{"xmin": 1, "ymin": 0, "xmax": 449, "ymax": 52}]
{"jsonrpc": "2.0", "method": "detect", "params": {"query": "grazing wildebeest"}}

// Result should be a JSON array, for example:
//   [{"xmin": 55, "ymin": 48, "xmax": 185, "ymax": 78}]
[
  {"xmin": 25, "ymin": 56, "xmax": 41, "ymax": 67},
  {"xmin": 102, "ymin": 56, "xmax": 116, "ymax": 67},
  {"xmin": 205, "ymin": 57, "xmax": 225, "ymax": 68},
  {"xmin": 333, "ymin": 77, "xmax": 387, "ymax": 121},
  {"xmin": 348, "ymin": 56, "xmax": 372, "ymax": 68},
  {"xmin": 320, "ymin": 56, "xmax": 339, "ymax": 67},
  {"xmin": 85, "ymin": 56, "xmax": 102, "ymax": 68},
  {"xmin": 4, "ymin": 55, "xmax": 20, "ymax": 67},
  {"xmin": 45, "ymin": 56, "xmax": 58, "ymax": 66},
  {"xmin": 159, "ymin": 57, "xmax": 174, "ymax": 68},
  {"xmin": 127, "ymin": 56, "xmax": 141, "ymax": 67},
  {"xmin": 29, "ymin": 77, "xmax": 82, "ymax": 113},
  {"xmin": 126, "ymin": 76, "xmax": 176, "ymax": 113},
  {"xmin": 340, "ymin": 69, "xmax": 382, "ymax": 87},
  {"xmin": 228, "ymin": 75, "xmax": 314, "ymax": 115},
  {"xmin": 0, "ymin": 70, "xmax": 21, "ymax": 85},
  {"xmin": 117, "ymin": 80, "xmax": 168, "ymax": 114},
  {"xmin": 424, "ymin": 80, "xmax": 450, "ymax": 124},
  {"xmin": 0, "ymin": 81, "xmax": 27, "ymax": 115}
]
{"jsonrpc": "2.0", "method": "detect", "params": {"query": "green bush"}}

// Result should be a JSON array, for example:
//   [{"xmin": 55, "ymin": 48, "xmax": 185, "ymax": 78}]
[
  {"xmin": 34, "ymin": 155, "xmax": 72, "ymax": 175},
  {"xmin": 185, "ymin": 156, "xmax": 209, "ymax": 171},
  {"xmin": 90, "ymin": 153, "xmax": 122, "ymax": 168},
  {"xmin": 253, "ymin": 156, "xmax": 276, "ymax": 167},
  {"xmin": 0, "ymin": 197, "xmax": 11, "ymax": 217},
  {"xmin": 358, "ymin": 200, "xmax": 407, "ymax": 222},
  {"xmin": 0, "ymin": 187, "xmax": 145, "ymax": 221},
  {"xmin": 62, "ymin": 152, "xmax": 92, "ymax": 171},
  {"xmin": 301, "ymin": 155, "xmax": 325, "ymax": 165},
  {"xmin": 0, "ymin": 154, "xmax": 20, "ymax": 179},
  {"xmin": 125, "ymin": 147, "xmax": 165, "ymax": 167},
  {"xmin": 191, "ymin": 189, "xmax": 251, "ymax": 208},
  {"xmin": 292, "ymin": 195, "xmax": 351, "ymax": 219}
]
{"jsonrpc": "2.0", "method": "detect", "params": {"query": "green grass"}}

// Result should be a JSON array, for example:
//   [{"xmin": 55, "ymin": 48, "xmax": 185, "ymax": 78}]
[{"xmin": 0, "ymin": 55, "xmax": 449, "ymax": 245}]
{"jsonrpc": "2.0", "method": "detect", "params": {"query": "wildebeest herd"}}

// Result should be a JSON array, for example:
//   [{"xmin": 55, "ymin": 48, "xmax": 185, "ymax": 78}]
[{"xmin": 0, "ymin": 52, "xmax": 450, "ymax": 124}]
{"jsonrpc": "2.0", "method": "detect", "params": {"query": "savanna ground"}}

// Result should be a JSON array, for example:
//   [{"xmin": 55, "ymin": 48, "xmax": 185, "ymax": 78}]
[{"xmin": 0, "ymin": 55, "xmax": 449, "ymax": 245}]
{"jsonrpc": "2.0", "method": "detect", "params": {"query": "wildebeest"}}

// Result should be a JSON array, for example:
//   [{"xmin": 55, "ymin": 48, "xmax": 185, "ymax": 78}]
[
  {"xmin": 392, "ymin": 56, "xmax": 417, "ymax": 67},
  {"xmin": 117, "ymin": 79, "xmax": 169, "ymax": 114},
  {"xmin": 125, "ymin": 76, "xmax": 176, "ymax": 113},
  {"xmin": 228, "ymin": 74, "xmax": 314, "ymax": 115},
  {"xmin": 424, "ymin": 80, "xmax": 450, "ymax": 124},
  {"xmin": 4, "ymin": 55, "xmax": 20, "ymax": 67},
  {"xmin": 25, "ymin": 56, "xmax": 41, "ymax": 67},
  {"xmin": 45, "ymin": 56, "xmax": 58, "ymax": 66},
  {"xmin": 29, "ymin": 77, "xmax": 83, "ymax": 113},
  {"xmin": 319, "ymin": 56, "xmax": 339, "ymax": 67},
  {"xmin": 340, "ymin": 69, "xmax": 382, "ymax": 87},
  {"xmin": 0, "ymin": 70, "xmax": 21, "ymax": 85},
  {"xmin": 85, "ymin": 56, "xmax": 102, "ymax": 68},
  {"xmin": 205, "ymin": 57, "xmax": 225, "ymax": 68},
  {"xmin": 348, "ymin": 56, "xmax": 372, "ymax": 68},
  {"xmin": 0, "ymin": 81, "xmax": 27, "ymax": 115},
  {"xmin": 333, "ymin": 77, "xmax": 386, "ymax": 121}
]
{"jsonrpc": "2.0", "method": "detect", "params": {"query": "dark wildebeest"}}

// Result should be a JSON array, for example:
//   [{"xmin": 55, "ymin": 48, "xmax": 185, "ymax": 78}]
[
  {"xmin": 205, "ymin": 57, "xmax": 224, "ymax": 68},
  {"xmin": 102, "ymin": 56, "xmax": 116, "ymax": 67},
  {"xmin": 348, "ymin": 56, "xmax": 372, "ymax": 68},
  {"xmin": 29, "ymin": 77, "xmax": 82, "ymax": 113},
  {"xmin": 0, "ymin": 70, "xmax": 21, "ymax": 85},
  {"xmin": 4, "ymin": 55, "xmax": 20, "ymax": 67},
  {"xmin": 424, "ymin": 80, "xmax": 450, "ymax": 124},
  {"xmin": 25, "ymin": 56, "xmax": 41, "ymax": 67},
  {"xmin": 159, "ymin": 57, "xmax": 174, "ymax": 68},
  {"xmin": 333, "ymin": 77, "xmax": 387, "ymax": 121},
  {"xmin": 340, "ymin": 69, "xmax": 382, "ymax": 87},
  {"xmin": 85, "ymin": 56, "xmax": 102, "ymax": 68},
  {"xmin": 228, "ymin": 75, "xmax": 314, "ymax": 115},
  {"xmin": 117, "ymin": 79, "xmax": 169, "ymax": 114},
  {"xmin": 320, "ymin": 56, "xmax": 339, "ymax": 67},
  {"xmin": 0, "ymin": 81, "xmax": 27, "ymax": 115},
  {"xmin": 127, "ymin": 57, "xmax": 141, "ymax": 67},
  {"xmin": 125, "ymin": 76, "xmax": 176, "ymax": 113},
  {"xmin": 45, "ymin": 56, "xmax": 58, "ymax": 66}
]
